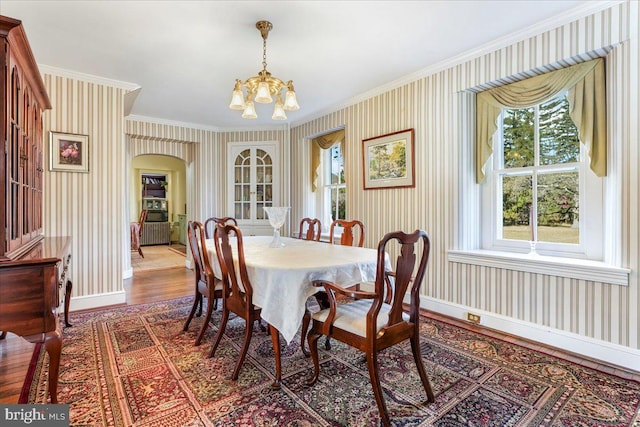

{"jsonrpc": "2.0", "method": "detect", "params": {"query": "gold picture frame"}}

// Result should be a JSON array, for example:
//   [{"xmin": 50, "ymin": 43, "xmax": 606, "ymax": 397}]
[
  {"xmin": 49, "ymin": 131, "xmax": 89, "ymax": 173},
  {"xmin": 362, "ymin": 129, "xmax": 415, "ymax": 190}
]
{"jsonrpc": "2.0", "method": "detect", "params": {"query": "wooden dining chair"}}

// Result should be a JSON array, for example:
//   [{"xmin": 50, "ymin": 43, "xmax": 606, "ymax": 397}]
[
  {"xmin": 133, "ymin": 209, "xmax": 148, "ymax": 258},
  {"xmin": 209, "ymin": 223, "xmax": 268, "ymax": 381},
  {"xmin": 298, "ymin": 217, "xmax": 322, "ymax": 241},
  {"xmin": 305, "ymin": 219, "xmax": 365, "ymax": 353},
  {"xmin": 329, "ymin": 219, "xmax": 365, "ymax": 247},
  {"xmin": 183, "ymin": 220, "xmax": 223, "ymax": 346},
  {"xmin": 203, "ymin": 216, "xmax": 238, "ymax": 239},
  {"xmin": 306, "ymin": 229, "xmax": 435, "ymax": 426}
]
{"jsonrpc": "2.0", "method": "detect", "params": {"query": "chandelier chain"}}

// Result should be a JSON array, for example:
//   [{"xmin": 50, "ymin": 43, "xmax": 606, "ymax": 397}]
[{"xmin": 262, "ymin": 37, "xmax": 268, "ymax": 73}]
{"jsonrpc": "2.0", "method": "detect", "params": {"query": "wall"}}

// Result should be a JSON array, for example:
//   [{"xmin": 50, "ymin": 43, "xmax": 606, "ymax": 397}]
[
  {"xmin": 290, "ymin": 2, "xmax": 639, "ymax": 369},
  {"xmin": 43, "ymin": 73, "xmax": 130, "ymax": 308}
]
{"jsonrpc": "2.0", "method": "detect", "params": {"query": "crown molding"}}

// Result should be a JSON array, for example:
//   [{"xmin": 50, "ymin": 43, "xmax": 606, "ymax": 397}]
[
  {"xmin": 38, "ymin": 64, "xmax": 141, "ymax": 91},
  {"xmin": 290, "ymin": 0, "xmax": 624, "ymax": 128},
  {"xmin": 125, "ymin": 115, "xmax": 221, "ymax": 132},
  {"xmin": 216, "ymin": 124, "xmax": 290, "ymax": 133}
]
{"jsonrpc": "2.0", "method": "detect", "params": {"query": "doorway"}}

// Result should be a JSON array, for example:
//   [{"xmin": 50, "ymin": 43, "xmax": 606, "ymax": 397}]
[{"xmin": 131, "ymin": 154, "xmax": 187, "ymax": 271}]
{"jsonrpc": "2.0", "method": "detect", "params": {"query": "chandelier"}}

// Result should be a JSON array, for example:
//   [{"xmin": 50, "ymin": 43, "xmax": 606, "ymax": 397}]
[{"xmin": 228, "ymin": 20, "xmax": 300, "ymax": 120}]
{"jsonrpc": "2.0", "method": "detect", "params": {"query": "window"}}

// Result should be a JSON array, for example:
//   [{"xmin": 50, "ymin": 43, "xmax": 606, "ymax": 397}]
[
  {"xmin": 316, "ymin": 144, "xmax": 346, "ymax": 228},
  {"xmin": 482, "ymin": 92, "xmax": 603, "ymax": 259}
]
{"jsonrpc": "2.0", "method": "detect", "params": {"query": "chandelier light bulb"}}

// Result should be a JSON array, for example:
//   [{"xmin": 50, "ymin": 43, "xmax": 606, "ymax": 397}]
[
  {"xmin": 284, "ymin": 89, "xmax": 300, "ymax": 111},
  {"xmin": 229, "ymin": 80, "xmax": 246, "ymax": 110},
  {"xmin": 272, "ymin": 95, "xmax": 287, "ymax": 120},
  {"xmin": 255, "ymin": 81, "xmax": 273, "ymax": 103},
  {"xmin": 242, "ymin": 97, "xmax": 257, "ymax": 119}
]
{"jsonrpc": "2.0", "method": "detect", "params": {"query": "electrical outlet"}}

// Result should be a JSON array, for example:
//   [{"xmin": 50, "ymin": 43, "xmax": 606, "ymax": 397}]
[{"xmin": 467, "ymin": 312, "xmax": 481, "ymax": 323}]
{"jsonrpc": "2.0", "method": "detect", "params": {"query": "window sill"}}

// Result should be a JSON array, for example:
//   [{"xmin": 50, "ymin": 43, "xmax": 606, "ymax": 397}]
[{"xmin": 447, "ymin": 249, "xmax": 629, "ymax": 286}]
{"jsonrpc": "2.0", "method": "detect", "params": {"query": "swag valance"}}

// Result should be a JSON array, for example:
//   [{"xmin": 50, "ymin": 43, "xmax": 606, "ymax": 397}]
[{"xmin": 476, "ymin": 58, "xmax": 606, "ymax": 183}]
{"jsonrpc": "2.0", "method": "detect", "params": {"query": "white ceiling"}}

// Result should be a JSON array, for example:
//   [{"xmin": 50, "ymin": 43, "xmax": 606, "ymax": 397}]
[{"xmin": 1, "ymin": 0, "xmax": 605, "ymax": 129}]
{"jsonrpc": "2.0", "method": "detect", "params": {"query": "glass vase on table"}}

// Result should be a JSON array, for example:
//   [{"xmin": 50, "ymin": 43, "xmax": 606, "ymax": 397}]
[{"xmin": 263, "ymin": 207, "xmax": 290, "ymax": 248}]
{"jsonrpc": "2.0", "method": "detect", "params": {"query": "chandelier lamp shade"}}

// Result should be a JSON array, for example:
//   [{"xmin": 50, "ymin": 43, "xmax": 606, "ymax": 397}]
[{"xmin": 229, "ymin": 20, "xmax": 300, "ymax": 120}]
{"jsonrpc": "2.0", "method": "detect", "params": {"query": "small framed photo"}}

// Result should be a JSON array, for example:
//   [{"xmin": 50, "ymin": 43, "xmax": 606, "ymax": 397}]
[
  {"xmin": 49, "ymin": 131, "xmax": 89, "ymax": 173},
  {"xmin": 362, "ymin": 128, "xmax": 415, "ymax": 190}
]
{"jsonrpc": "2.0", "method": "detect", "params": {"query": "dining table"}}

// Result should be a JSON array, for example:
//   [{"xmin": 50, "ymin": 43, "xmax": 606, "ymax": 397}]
[{"xmin": 205, "ymin": 235, "xmax": 387, "ymax": 387}]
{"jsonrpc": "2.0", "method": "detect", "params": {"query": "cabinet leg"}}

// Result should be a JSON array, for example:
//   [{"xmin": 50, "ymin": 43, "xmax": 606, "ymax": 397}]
[
  {"xmin": 44, "ymin": 329, "xmax": 62, "ymax": 403},
  {"xmin": 64, "ymin": 280, "xmax": 73, "ymax": 327}
]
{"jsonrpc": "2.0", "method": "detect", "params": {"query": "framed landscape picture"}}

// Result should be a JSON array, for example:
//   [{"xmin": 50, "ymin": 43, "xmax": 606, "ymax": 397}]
[
  {"xmin": 362, "ymin": 128, "xmax": 415, "ymax": 189},
  {"xmin": 49, "ymin": 131, "xmax": 89, "ymax": 173}
]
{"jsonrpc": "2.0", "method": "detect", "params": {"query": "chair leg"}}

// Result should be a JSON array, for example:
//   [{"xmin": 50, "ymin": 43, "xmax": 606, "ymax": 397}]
[
  {"xmin": 196, "ymin": 296, "xmax": 203, "ymax": 317},
  {"xmin": 313, "ymin": 292, "xmax": 332, "ymax": 350},
  {"xmin": 183, "ymin": 294, "xmax": 201, "ymax": 331},
  {"xmin": 138, "ymin": 246, "xmax": 144, "ymax": 258},
  {"xmin": 213, "ymin": 297, "xmax": 218, "ymax": 311},
  {"xmin": 231, "ymin": 319, "xmax": 254, "ymax": 380},
  {"xmin": 208, "ymin": 308, "xmax": 229, "ymax": 358},
  {"xmin": 410, "ymin": 334, "xmax": 435, "ymax": 402},
  {"xmin": 195, "ymin": 296, "xmax": 214, "ymax": 346},
  {"xmin": 305, "ymin": 329, "xmax": 322, "ymax": 385},
  {"xmin": 300, "ymin": 309, "xmax": 310, "ymax": 357},
  {"xmin": 365, "ymin": 351, "xmax": 391, "ymax": 427}
]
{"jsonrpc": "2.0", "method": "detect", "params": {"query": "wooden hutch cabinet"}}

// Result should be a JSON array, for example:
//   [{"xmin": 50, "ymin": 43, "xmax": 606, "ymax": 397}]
[{"xmin": 0, "ymin": 15, "xmax": 71, "ymax": 404}]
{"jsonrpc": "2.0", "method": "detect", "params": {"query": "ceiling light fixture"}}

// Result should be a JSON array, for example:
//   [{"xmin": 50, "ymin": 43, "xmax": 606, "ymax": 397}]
[{"xmin": 229, "ymin": 20, "xmax": 299, "ymax": 120}]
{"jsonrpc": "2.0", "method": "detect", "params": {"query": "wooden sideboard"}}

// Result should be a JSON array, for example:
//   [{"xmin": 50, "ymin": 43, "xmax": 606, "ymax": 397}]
[{"xmin": 0, "ymin": 237, "xmax": 72, "ymax": 403}]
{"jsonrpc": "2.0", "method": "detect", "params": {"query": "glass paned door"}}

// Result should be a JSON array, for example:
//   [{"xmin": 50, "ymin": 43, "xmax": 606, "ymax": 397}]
[{"xmin": 230, "ymin": 144, "xmax": 277, "ymax": 228}]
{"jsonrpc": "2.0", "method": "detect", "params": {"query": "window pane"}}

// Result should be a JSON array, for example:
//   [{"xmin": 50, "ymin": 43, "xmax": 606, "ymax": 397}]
[
  {"xmin": 502, "ymin": 174, "xmax": 532, "ymax": 240},
  {"xmin": 539, "ymin": 96, "xmax": 580, "ymax": 165},
  {"xmin": 331, "ymin": 187, "xmax": 337, "ymax": 220},
  {"xmin": 330, "ymin": 145, "xmax": 344, "ymax": 185},
  {"xmin": 503, "ymin": 107, "xmax": 535, "ymax": 168},
  {"xmin": 537, "ymin": 172, "xmax": 579, "ymax": 244},
  {"xmin": 338, "ymin": 187, "xmax": 346, "ymax": 220}
]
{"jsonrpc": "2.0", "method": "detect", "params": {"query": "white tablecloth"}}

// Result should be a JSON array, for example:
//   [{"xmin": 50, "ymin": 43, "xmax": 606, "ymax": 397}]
[{"xmin": 206, "ymin": 236, "xmax": 383, "ymax": 343}]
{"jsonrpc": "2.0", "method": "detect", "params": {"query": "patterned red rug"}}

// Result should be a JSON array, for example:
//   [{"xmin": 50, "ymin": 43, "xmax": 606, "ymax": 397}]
[{"xmin": 22, "ymin": 297, "xmax": 640, "ymax": 426}]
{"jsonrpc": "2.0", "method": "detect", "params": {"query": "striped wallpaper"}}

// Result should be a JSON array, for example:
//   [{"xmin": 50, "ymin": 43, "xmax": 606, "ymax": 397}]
[
  {"xmin": 40, "ymin": 1, "xmax": 638, "ymax": 366},
  {"xmin": 43, "ymin": 74, "xmax": 127, "ymax": 300}
]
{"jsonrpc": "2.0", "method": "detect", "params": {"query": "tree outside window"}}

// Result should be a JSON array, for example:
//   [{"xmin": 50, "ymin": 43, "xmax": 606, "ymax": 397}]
[{"xmin": 499, "ymin": 94, "xmax": 580, "ymax": 244}]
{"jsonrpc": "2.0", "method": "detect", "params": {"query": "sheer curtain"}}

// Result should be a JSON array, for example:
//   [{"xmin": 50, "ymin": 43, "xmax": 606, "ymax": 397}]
[{"xmin": 476, "ymin": 58, "xmax": 606, "ymax": 183}]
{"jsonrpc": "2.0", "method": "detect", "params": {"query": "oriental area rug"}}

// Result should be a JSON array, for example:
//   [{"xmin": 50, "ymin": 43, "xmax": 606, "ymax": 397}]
[{"xmin": 22, "ymin": 297, "xmax": 640, "ymax": 426}]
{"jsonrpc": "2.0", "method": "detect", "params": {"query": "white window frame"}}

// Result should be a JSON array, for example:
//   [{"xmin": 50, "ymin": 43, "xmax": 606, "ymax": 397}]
[
  {"xmin": 448, "ymin": 84, "xmax": 628, "ymax": 286},
  {"xmin": 315, "ymin": 144, "xmax": 346, "ymax": 233},
  {"xmin": 481, "ymin": 97, "xmax": 604, "ymax": 260}
]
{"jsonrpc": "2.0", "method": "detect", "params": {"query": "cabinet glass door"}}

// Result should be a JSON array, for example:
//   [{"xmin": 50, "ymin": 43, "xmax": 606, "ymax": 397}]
[{"xmin": 233, "ymin": 148, "xmax": 274, "ymax": 221}]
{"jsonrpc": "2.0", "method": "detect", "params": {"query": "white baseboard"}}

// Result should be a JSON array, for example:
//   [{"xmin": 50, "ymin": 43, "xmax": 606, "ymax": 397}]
[
  {"xmin": 68, "ymin": 291, "xmax": 126, "ymax": 312},
  {"xmin": 420, "ymin": 296, "xmax": 640, "ymax": 373},
  {"xmin": 123, "ymin": 268, "xmax": 133, "ymax": 279}
]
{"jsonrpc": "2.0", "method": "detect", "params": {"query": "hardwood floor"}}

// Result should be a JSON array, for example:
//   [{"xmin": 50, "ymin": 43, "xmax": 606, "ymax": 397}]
[
  {"xmin": 2, "ymin": 265, "xmax": 639, "ymax": 405},
  {"xmin": 0, "ymin": 266, "xmax": 194, "ymax": 404}
]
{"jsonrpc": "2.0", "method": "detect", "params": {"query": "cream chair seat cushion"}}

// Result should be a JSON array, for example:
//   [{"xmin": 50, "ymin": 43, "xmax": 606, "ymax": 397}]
[{"xmin": 311, "ymin": 299, "xmax": 409, "ymax": 337}]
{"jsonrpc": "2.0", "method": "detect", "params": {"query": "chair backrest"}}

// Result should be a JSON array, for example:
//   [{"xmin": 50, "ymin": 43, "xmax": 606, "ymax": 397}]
[
  {"xmin": 329, "ymin": 219, "xmax": 364, "ymax": 247},
  {"xmin": 187, "ymin": 220, "xmax": 214, "ymax": 283},
  {"xmin": 138, "ymin": 210, "xmax": 148, "ymax": 237},
  {"xmin": 374, "ymin": 230, "xmax": 430, "ymax": 327},
  {"xmin": 298, "ymin": 218, "xmax": 322, "ymax": 241},
  {"xmin": 213, "ymin": 223, "xmax": 254, "ymax": 303},
  {"xmin": 204, "ymin": 216, "xmax": 238, "ymax": 239}
]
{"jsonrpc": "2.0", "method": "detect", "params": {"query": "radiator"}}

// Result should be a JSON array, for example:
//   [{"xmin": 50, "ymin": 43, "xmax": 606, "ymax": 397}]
[{"xmin": 140, "ymin": 222, "xmax": 171, "ymax": 246}]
